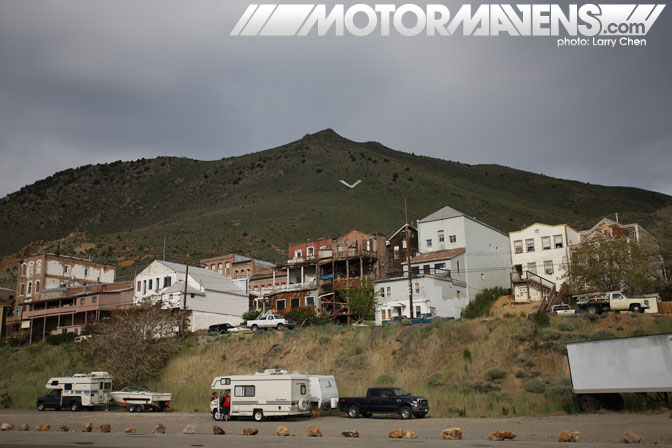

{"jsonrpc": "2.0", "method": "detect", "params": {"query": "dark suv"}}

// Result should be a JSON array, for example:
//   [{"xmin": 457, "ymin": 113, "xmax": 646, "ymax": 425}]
[{"xmin": 208, "ymin": 323, "xmax": 235, "ymax": 334}]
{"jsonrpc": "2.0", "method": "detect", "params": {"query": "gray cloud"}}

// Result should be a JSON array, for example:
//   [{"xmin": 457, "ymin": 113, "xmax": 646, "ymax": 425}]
[{"xmin": 0, "ymin": 0, "xmax": 670, "ymax": 198}]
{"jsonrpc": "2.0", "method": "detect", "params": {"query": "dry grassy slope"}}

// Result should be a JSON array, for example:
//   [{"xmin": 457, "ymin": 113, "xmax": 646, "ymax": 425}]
[
  {"xmin": 1, "ymin": 129, "xmax": 671, "ymax": 288},
  {"xmin": 148, "ymin": 314, "xmax": 672, "ymax": 417}
]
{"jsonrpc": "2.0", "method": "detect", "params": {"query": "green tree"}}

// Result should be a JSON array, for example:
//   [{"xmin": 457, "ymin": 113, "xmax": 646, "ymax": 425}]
[
  {"xmin": 341, "ymin": 282, "xmax": 379, "ymax": 322},
  {"xmin": 461, "ymin": 287, "xmax": 509, "ymax": 319}
]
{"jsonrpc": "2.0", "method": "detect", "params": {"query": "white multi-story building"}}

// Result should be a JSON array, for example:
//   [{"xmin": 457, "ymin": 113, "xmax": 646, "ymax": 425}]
[
  {"xmin": 509, "ymin": 223, "xmax": 581, "ymax": 302},
  {"xmin": 373, "ymin": 206, "xmax": 510, "ymax": 323},
  {"xmin": 134, "ymin": 260, "xmax": 248, "ymax": 331}
]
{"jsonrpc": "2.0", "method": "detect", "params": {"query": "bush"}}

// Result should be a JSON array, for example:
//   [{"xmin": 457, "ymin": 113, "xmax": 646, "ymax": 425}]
[
  {"xmin": 461, "ymin": 287, "xmax": 509, "ymax": 319},
  {"xmin": 376, "ymin": 374, "xmax": 394, "ymax": 385},
  {"xmin": 474, "ymin": 382, "xmax": 501, "ymax": 393},
  {"xmin": 485, "ymin": 368, "xmax": 507, "ymax": 382},
  {"xmin": 463, "ymin": 347, "xmax": 472, "ymax": 363},
  {"xmin": 45, "ymin": 332, "xmax": 77, "ymax": 345},
  {"xmin": 427, "ymin": 373, "xmax": 447, "ymax": 388},
  {"xmin": 541, "ymin": 328, "xmax": 561, "ymax": 341},
  {"xmin": 557, "ymin": 322, "xmax": 574, "ymax": 332},
  {"xmin": 242, "ymin": 309, "xmax": 261, "ymax": 323},
  {"xmin": 515, "ymin": 370, "xmax": 527, "ymax": 379},
  {"xmin": 284, "ymin": 309, "xmax": 324, "ymax": 327},
  {"xmin": 516, "ymin": 354, "xmax": 536, "ymax": 367},
  {"xmin": 530, "ymin": 312, "xmax": 550, "ymax": 327},
  {"xmin": 588, "ymin": 329, "xmax": 617, "ymax": 340},
  {"xmin": 525, "ymin": 378, "xmax": 546, "ymax": 394},
  {"xmin": 545, "ymin": 385, "xmax": 573, "ymax": 402}
]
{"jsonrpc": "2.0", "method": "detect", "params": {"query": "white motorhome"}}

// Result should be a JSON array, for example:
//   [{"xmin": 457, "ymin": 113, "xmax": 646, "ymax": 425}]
[
  {"xmin": 308, "ymin": 375, "xmax": 339, "ymax": 411},
  {"xmin": 40, "ymin": 372, "xmax": 113, "ymax": 411},
  {"xmin": 210, "ymin": 369, "xmax": 311, "ymax": 422}
]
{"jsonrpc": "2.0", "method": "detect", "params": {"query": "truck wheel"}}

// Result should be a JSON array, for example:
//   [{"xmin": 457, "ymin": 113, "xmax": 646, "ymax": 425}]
[
  {"xmin": 347, "ymin": 405, "xmax": 360, "ymax": 418},
  {"xmin": 587, "ymin": 306, "xmax": 598, "ymax": 315},
  {"xmin": 37, "ymin": 402, "xmax": 46, "ymax": 412},
  {"xmin": 631, "ymin": 304, "xmax": 642, "ymax": 313},
  {"xmin": 277, "ymin": 323, "xmax": 284, "ymax": 330},
  {"xmin": 253, "ymin": 409, "xmax": 265, "ymax": 422},
  {"xmin": 575, "ymin": 394, "xmax": 599, "ymax": 413},
  {"xmin": 400, "ymin": 406, "xmax": 412, "ymax": 420},
  {"xmin": 71, "ymin": 401, "xmax": 81, "ymax": 412},
  {"xmin": 251, "ymin": 324, "xmax": 259, "ymax": 332}
]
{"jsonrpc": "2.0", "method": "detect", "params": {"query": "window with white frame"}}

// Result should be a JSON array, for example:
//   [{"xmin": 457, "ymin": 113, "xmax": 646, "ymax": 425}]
[
  {"xmin": 20, "ymin": 284, "xmax": 25, "ymax": 296},
  {"xmin": 36, "ymin": 260, "xmax": 42, "ymax": 275},
  {"xmin": 438, "ymin": 230, "xmax": 445, "ymax": 243},
  {"xmin": 28, "ymin": 261, "xmax": 34, "ymax": 278},
  {"xmin": 525, "ymin": 239, "xmax": 535, "ymax": 252},
  {"xmin": 27, "ymin": 281, "xmax": 32, "ymax": 296},
  {"xmin": 379, "ymin": 287, "xmax": 385, "ymax": 298},
  {"xmin": 554, "ymin": 235, "xmax": 564, "ymax": 248},
  {"xmin": 294, "ymin": 250, "xmax": 302, "ymax": 258},
  {"xmin": 218, "ymin": 263, "xmax": 222, "ymax": 273},
  {"xmin": 386, "ymin": 286, "xmax": 391, "ymax": 296},
  {"xmin": 449, "ymin": 235, "xmax": 457, "ymax": 243},
  {"xmin": 225, "ymin": 262, "xmax": 230, "ymax": 275},
  {"xmin": 513, "ymin": 240, "xmax": 523, "ymax": 254},
  {"xmin": 35, "ymin": 280, "xmax": 40, "ymax": 293},
  {"xmin": 307, "ymin": 246, "xmax": 314, "ymax": 258},
  {"xmin": 414, "ymin": 282, "xmax": 419, "ymax": 293},
  {"xmin": 541, "ymin": 236, "xmax": 551, "ymax": 250},
  {"xmin": 21, "ymin": 263, "xmax": 26, "ymax": 277},
  {"xmin": 527, "ymin": 262, "xmax": 537, "ymax": 274},
  {"xmin": 290, "ymin": 297, "xmax": 300, "ymax": 308},
  {"xmin": 426, "ymin": 239, "xmax": 432, "ymax": 247},
  {"xmin": 305, "ymin": 296, "xmax": 315, "ymax": 307},
  {"xmin": 544, "ymin": 260, "xmax": 554, "ymax": 275}
]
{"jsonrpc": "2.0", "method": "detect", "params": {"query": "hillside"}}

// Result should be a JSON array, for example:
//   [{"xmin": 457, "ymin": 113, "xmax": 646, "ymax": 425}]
[
  {"xmin": 1, "ymin": 129, "xmax": 671, "ymax": 287},
  {"xmin": 2, "ymin": 314, "xmax": 671, "ymax": 416}
]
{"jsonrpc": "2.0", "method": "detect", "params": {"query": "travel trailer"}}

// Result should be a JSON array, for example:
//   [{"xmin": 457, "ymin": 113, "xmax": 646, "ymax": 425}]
[
  {"xmin": 37, "ymin": 371, "xmax": 112, "ymax": 411},
  {"xmin": 308, "ymin": 375, "xmax": 339, "ymax": 411},
  {"xmin": 210, "ymin": 369, "xmax": 311, "ymax": 421}
]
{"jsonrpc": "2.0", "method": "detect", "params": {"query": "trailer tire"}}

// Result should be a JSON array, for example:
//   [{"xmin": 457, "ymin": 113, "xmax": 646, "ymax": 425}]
[
  {"xmin": 298, "ymin": 399, "xmax": 310, "ymax": 411},
  {"xmin": 347, "ymin": 405, "xmax": 360, "ymax": 418},
  {"xmin": 213, "ymin": 410, "xmax": 223, "ymax": 421},
  {"xmin": 71, "ymin": 401, "xmax": 81, "ymax": 412},
  {"xmin": 253, "ymin": 409, "xmax": 264, "ymax": 422},
  {"xmin": 37, "ymin": 402, "xmax": 45, "ymax": 412},
  {"xmin": 400, "ymin": 406, "xmax": 412, "ymax": 420}
]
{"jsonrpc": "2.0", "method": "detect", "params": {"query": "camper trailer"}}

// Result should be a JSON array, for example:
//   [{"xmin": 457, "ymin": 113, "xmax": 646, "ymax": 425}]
[
  {"xmin": 308, "ymin": 375, "xmax": 339, "ymax": 411},
  {"xmin": 37, "ymin": 371, "xmax": 112, "ymax": 411},
  {"xmin": 210, "ymin": 369, "xmax": 311, "ymax": 422}
]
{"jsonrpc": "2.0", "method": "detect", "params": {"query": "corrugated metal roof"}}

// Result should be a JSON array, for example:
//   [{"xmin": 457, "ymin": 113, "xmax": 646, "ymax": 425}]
[
  {"xmin": 418, "ymin": 206, "xmax": 464, "ymax": 223},
  {"xmin": 411, "ymin": 248, "xmax": 465, "ymax": 263}
]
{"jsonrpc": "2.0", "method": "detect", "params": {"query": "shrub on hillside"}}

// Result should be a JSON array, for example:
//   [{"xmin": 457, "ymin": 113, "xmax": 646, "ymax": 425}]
[
  {"xmin": 541, "ymin": 328, "xmax": 561, "ymax": 341},
  {"xmin": 474, "ymin": 382, "xmax": 501, "ymax": 393},
  {"xmin": 45, "ymin": 332, "xmax": 77, "ymax": 345},
  {"xmin": 284, "ymin": 309, "xmax": 325, "ymax": 327},
  {"xmin": 525, "ymin": 378, "xmax": 546, "ymax": 394},
  {"xmin": 461, "ymin": 287, "xmax": 509, "ymax": 319},
  {"xmin": 557, "ymin": 321, "xmax": 574, "ymax": 332},
  {"xmin": 485, "ymin": 368, "xmax": 507, "ymax": 382},
  {"xmin": 242, "ymin": 309, "xmax": 261, "ymax": 323},
  {"xmin": 376, "ymin": 374, "xmax": 394, "ymax": 385}
]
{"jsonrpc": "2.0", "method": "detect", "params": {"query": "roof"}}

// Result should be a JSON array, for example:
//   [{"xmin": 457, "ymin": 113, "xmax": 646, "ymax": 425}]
[
  {"xmin": 162, "ymin": 281, "xmax": 204, "ymax": 296},
  {"xmin": 387, "ymin": 224, "xmax": 417, "ymax": 241},
  {"xmin": 0, "ymin": 287, "xmax": 15, "ymax": 292},
  {"xmin": 418, "ymin": 206, "xmax": 464, "ymax": 223},
  {"xmin": 509, "ymin": 222, "xmax": 580, "ymax": 236},
  {"xmin": 411, "ymin": 248, "xmax": 465, "ymax": 263},
  {"xmin": 156, "ymin": 260, "xmax": 246, "ymax": 295},
  {"xmin": 200, "ymin": 254, "xmax": 275, "ymax": 268}
]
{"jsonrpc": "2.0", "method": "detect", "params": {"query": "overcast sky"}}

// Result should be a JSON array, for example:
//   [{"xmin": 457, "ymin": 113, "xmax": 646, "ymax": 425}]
[{"xmin": 0, "ymin": 0, "xmax": 670, "ymax": 199}]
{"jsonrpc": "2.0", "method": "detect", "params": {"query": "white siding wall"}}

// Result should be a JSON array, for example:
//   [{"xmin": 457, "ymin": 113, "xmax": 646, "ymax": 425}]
[
  {"xmin": 463, "ymin": 218, "xmax": 511, "ymax": 294},
  {"xmin": 417, "ymin": 216, "xmax": 466, "ymax": 253},
  {"xmin": 46, "ymin": 260, "xmax": 115, "ymax": 283}
]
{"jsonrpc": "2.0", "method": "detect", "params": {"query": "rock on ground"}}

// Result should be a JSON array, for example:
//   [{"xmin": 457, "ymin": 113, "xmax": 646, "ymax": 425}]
[
  {"xmin": 19, "ymin": 424, "xmax": 29, "ymax": 432},
  {"xmin": 624, "ymin": 430, "xmax": 642, "ymax": 444},
  {"xmin": 342, "ymin": 430, "xmax": 359, "ymax": 438},
  {"xmin": 308, "ymin": 426, "xmax": 323, "ymax": 437},
  {"xmin": 558, "ymin": 430, "xmax": 580, "ymax": 442},
  {"xmin": 152, "ymin": 424, "xmax": 166, "ymax": 434},
  {"xmin": 100, "ymin": 424, "xmax": 111, "ymax": 433},
  {"xmin": 81, "ymin": 422, "xmax": 92, "ymax": 432},
  {"xmin": 242, "ymin": 427, "xmax": 259, "ymax": 436},
  {"xmin": 1, "ymin": 423, "xmax": 14, "ymax": 431},
  {"xmin": 404, "ymin": 431, "xmax": 416, "ymax": 439},
  {"xmin": 58, "ymin": 425, "xmax": 69, "ymax": 432},
  {"xmin": 182, "ymin": 424, "xmax": 197, "ymax": 434},
  {"xmin": 442, "ymin": 428, "xmax": 462, "ymax": 440},
  {"xmin": 489, "ymin": 430, "xmax": 516, "ymax": 441},
  {"xmin": 389, "ymin": 429, "xmax": 404, "ymax": 438},
  {"xmin": 124, "ymin": 427, "xmax": 136, "ymax": 434},
  {"xmin": 213, "ymin": 425, "xmax": 225, "ymax": 435},
  {"xmin": 276, "ymin": 425, "xmax": 289, "ymax": 436},
  {"xmin": 35, "ymin": 424, "xmax": 50, "ymax": 432}
]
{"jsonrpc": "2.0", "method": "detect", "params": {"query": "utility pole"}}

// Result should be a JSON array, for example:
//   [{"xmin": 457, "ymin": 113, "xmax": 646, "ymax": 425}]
[
  {"xmin": 183, "ymin": 254, "xmax": 189, "ymax": 310},
  {"xmin": 405, "ymin": 199, "xmax": 414, "ymax": 319},
  {"xmin": 163, "ymin": 235, "xmax": 166, "ymax": 261}
]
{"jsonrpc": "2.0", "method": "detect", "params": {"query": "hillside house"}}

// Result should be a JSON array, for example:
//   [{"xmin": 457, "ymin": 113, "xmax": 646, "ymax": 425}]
[
  {"xmin": 134, "ymin": 260, "xmax": 248, "ymax": 331},
  {"xmin": 385, "ymin": 224, "xmax": 419, "ymax": 277},
  {"xmin": 509, "ymin": 223, "xmax": 581, "ymax": 303},
  {"xmin": 0, "ymin": 287, "xmax": 17, "ymax": 339}
]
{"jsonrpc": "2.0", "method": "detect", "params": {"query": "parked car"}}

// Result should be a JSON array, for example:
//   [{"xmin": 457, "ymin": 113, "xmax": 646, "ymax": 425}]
[
  {"xmin": 246, "ymin": 311, "xmax": 295, "ymax": 331},
  {"xmin": 386, "ymin": 315, "xmax": 408, "ymax": 324},
  {"xmin": 551, "ymin": 304, "xmax": 575, "ymax": 316},
  {"xmin": 208, "ymin": 323, "xmax": 235, "ymax": 334},
  {"xmin": 338, "ymin": 387, "xmax": 429, "ymax": 419}
]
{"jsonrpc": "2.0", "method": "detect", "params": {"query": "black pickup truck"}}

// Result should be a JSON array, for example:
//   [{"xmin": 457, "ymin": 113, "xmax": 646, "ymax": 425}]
[
  {"xmin": 338, "ymin": 387, "xmax": 429, "ymax": 419},
  {"xmin": 36, "ymin": 390, "xmax": 81, "ymax": 411}
]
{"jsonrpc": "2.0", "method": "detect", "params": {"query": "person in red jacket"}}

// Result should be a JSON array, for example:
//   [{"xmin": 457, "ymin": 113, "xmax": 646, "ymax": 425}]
[{"xmin": 222, "ymin": 391, "xmax": 231, "ymax": 421}]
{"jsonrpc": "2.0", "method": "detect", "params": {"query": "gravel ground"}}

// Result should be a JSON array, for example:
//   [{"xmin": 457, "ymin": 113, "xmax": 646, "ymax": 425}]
[{"xmin": 0, "ymin": 409, "xmax": 670, "ymax": 445}]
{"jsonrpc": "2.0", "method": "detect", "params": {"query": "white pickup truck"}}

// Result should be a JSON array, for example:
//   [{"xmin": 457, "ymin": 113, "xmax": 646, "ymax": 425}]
[
  {"xmin": 551, "ymin": 304, "xmax": 576, "ymax": 316},
  {"xmin": 575, "ymin": 291, "xmax": 656, "ymax": 315},
  {"xmin": 246, "ymin": 311, "xmax": 295, "ymax": 331}
]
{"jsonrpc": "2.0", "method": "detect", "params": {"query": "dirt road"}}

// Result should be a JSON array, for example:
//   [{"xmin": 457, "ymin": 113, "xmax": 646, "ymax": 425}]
[{"xmin": 0, "ymin": 409, "xmax": 670, "ymax": 446}]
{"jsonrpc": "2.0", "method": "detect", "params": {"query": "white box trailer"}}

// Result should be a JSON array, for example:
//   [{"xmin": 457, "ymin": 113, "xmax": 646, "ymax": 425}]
[
  {"xmin": 308, "ymin": 375, "xmax": 339, "ymax": 411},
  {"xmin": 42, "ymin": 371, "xmax": 113, "ymax": 411},
  {"xmin": 210, "ymin": 369, "xmax": 311, "ymax": 422},
  {"xmin": 567, "ymin": 334, "xmax": 672, "ymax": 411}
]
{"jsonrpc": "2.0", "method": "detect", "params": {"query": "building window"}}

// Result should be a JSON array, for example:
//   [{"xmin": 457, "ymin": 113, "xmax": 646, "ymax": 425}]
[
  {"xmin": 426, "ymin": 239, "xmax": 432, "ymax": 247},
  {"xmin": 246, "ymin": 268, "xmax": 251, "ymax": 278},
  {"xmin": 386, "ymin": 286, "xmax": 391, "ymax": 297},
  {"xmin": 457, "ymin": 261, "xmax": 460, "ymax": 273},
  {"xmin": 434, "ymin": 263, "xmax": 445, "ymax": 271},
  {"xmin": 20, "ymin": 283, "xmax": 25, "ymax": 296},
  {"xmin": 137, "ymin": 281, "xmax": 141, "ymax": 292},
  {"xmin": 527, "ymin": 262, "xmax": 537, "ymax": 275},
  {"xmin": 143, "ymin": 280, "xmax": 147, "ymax": 293},
  {"xmin": 36, "ymin": 260, "xmax": 42, "ymax": 275},
  {"xmin": 541, "ymin": 236, "xmax": 551, "ymax": 250},
  {"xmin": 294, "ymin": 250, "xmax": 302, "ymax": 258},
  {"xmin": 234, "ymin": 385, "xmax": 255, "ymax": 397},
  {"xmin": 92, "ymin": 296, "xmax": 97, "ymax": 304},
  {"xmin": 164, "ymin": 276, "xmax": 172, "ymax": 288},
  {"xmin": 234, "ymin": 270, "xmax": 238, "ymax": 279},
  {"xmin": 28, "ymin": 261, "xmax": 34, "ymax": 278},
  {"xmin": 64, "ymin": 265, "xmax": 70, "ymax": 275},
  {"xmin": 513, "ymin": 240, "xmax": 523, "ymax": 254},
  {"xmin": 290, "ymin": 297, "xmax": 300, "ymax": 308},
  {"xmin": 379, "ymin": 287, "xmax": 385, "ymax": 298},
  {"xmin": 525, "ymin": 239, "xmax": 535, "ymax": 252},
  {"xmin": 305, "ymin": 296, "xmax": 315, "ymax": 307},
  {"xmin": 416, "ymin": 305, "xmax": 421, "ymax": 316},
  {"xmin": 449, "ymin": 235, "xmax": 457, "ymax": 243},
  {"xmin": 148, "ymin": 279, "xmax": 153, "ymax": 290},
  {"xmin": 84, "ymin": 267, "xmax": 89, "ymax": 276},
  {"xmin": 21, "ymin": 263, "xmax": 26, "ymax": 277},
  {"xmin": 402, "ymin": 240, "xmax": 407, "ymax": 249},
  {"xmin": 393, "ymin": 246, "xmax": 400, "ymax": 260},
  {"xmin": 554, "ymin": 235, "xmax": 564, "ymax": 248},
  {"xmin": 225, "ymin": 262, "xmax": 230, "ymax": 275},
  {"xmin": 438, "ymin": 230, "xmax": 445, "ymax": 242},
  {"xmin": 217, "ymin": 263, "xmax": 222, "ymax": 273},
  {"xmin": 27, "ymin": 282, "xmax": 32, "ymax": 295},
  {"xmin": 414, "ymin": 283, "xmax": 419, "ymax": 293},
  {"xmin": 80, "ymin": 298, "xmax": 85, "ymax": 305},
  {"xmin": 307, "ymin": 247, "xmax": 314, "ymax": 258},
  {"xmin": 457, "ymin": 290, "xmax": 462, "ymax": 299},
  {"xmin": 411, "ymin": 266, "xmax": 420, "ymax": 275},
  {"xmin": 35, "ymin": 280, "xmax": 40, "ymax": 293},
  {"xmin": 276, "ymin": 299, "xmax": 285, "ymax": 311},
  {"xmin": 155, "ymin": 278, "xmax": 159, "ymax": 291},
  {"xmin": 544, "ymin": 260, "xmax": 554, "ymax": 275},
  {"xmin": 210, "ymin": 264, "xmax": 215, "ymax": 270}
]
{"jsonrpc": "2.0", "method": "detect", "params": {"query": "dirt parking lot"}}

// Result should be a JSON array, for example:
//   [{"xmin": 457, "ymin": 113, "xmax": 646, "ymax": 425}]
[{"xmin": 0, "ymin": 409, "xmax": 670, "ymax": 445}]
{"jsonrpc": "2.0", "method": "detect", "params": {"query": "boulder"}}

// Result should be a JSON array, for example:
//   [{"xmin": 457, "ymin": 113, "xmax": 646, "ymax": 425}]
[
  {"xmin": 1, "ymin": 423, "xmax": 14, "ymax": 431},
  {"xmin": 308, "ymin": 426, "xmax": 323, "ymax": 437},
  {"xmin": 242, "ymin": 427, "xmax": 259, "ymax": 436},
  {"xmin": 624, "ymin": 430, "xmax": 642, "ymax": 444},
  {"xmin": 124, "ymin": 427, "xmax": 136, "ymax": 434},
  {"xmin": 404, "ymin": 431, "xmax": 417, "ymax": 439},
  {"xmin": 100, "ymin": 425, "xmax": 111, "ymax": 433},
  {"xmin": 558, "ymin": 430, "xmax": 580, "ymax": 442},
  {"xmin": 152, "ymin": 424, "xmax": 166, "ymax": 434},
  {"xmin": 182, "ymin": 424, "xmax": 197, "ymax": 435},
  {"xmin": 19, "ymin": 424, "xmax": 30, "ymax": 432},
  {"xmin": 213, "ymin": 425, "xmax": 225, "ymax": 435},
  {"xmin": 35, "ymin": 424, "xmax": 50, "ymax": 432},
  {"xmin": 389, "ymin": 429, "xmax": 404, "ymax": 439},
  {"xmin": 488, "ymin": 430, "xmax": 516, "ymax": 441},
  {"xmin": 58, "ymin": 425, "xmax": 70, "ymax": 432},
  {"xmin": 276, "ymin": 426, "xmax": 289, "ymax": 436},
  {"xmin": 342, "ymin": 430, "xmax": 359, "ymax": 438},
  {"xmin": 442, "ymin": 428, "xmax": 463, "ymax": 440}
]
